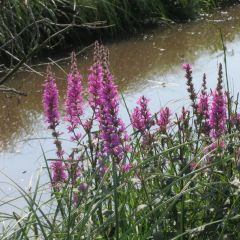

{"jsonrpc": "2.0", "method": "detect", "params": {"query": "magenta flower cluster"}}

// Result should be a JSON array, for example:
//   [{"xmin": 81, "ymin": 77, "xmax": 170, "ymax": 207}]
[
  {"xmin": 131, "ymin": 96, "xmax": 153, "ymax": 133},
  {"xmin": 65, "ymin": 54, "xmax": 84, "ymax": 133},
  {"xmin": 43, "ymin": 43, "xmax": 133, "ymax": 186},
  {"xmin": 43, "ymin": 66, "xmax": 67, "ymax": 185},
  {"xmin": 43, "ymin": 66, "xmax": 60, "ymax": 129},
  {"xmin": 97, "ymin": 71, "xmax": 131, "ymax": 161},
  {"xmin": 43, "ymin": 51, "xmax": 231, "ymax": 191},
  {"xmin": 182, "ymin": 63, "xmax": 192, "ymax": 71},
  {"xmin": 51, "ymin": 160, "xmax": 67, "ymax": 185},
  {"xmin": 208, "ymin": 64, "xmax": 226, "ymax": 139},
  {"xmin": 88, "ymin": 63, "xmax": 104, "ymax": 113},
  {"xmin": 209, "ymin": 90, "xmax": 226, "ymax": 139},
  {"xmin": 157, "ymin": 107, "xmax": 171, "ymax": 132},
  {"xmin": 197, "ymin": 73, "xmax": 209, "ymax": 121},
  {"xmin": 183, "ymin": 63, "xmax": 227, "ymax": 139},
  {"xmin": 197, "ymin": 93, "xmax": 209, "ymax": 117}
]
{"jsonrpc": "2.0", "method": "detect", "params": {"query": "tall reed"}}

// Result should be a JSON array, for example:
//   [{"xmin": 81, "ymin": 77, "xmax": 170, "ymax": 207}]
[{"xmin": 0, "ymin": 0, "xmax": 237, "ymax": 65}]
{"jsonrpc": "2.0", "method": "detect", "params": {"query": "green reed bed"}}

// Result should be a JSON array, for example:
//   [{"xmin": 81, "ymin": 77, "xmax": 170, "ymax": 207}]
[
  {"xmin": 0, "ymin": 0, "xmax": 238, "ymax": 66},
  {"xmin": 1, "ymin": 42, "xmax": 240, "ymax": 239}
]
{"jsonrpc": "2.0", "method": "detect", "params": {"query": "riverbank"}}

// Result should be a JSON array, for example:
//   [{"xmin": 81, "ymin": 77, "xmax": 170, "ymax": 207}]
[{"xmin": 0, "ymin": 0, "xmax": 239, "ymax": 66}]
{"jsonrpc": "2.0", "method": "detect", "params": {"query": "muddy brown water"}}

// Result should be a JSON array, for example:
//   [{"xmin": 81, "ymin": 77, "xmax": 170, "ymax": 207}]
[{"xmin": 1, "ymin": 5, "xmax": 240, "ymax": 201}]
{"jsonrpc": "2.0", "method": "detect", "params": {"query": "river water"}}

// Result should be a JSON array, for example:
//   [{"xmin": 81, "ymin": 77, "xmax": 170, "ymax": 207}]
[{"xmin": 1, "ymin": 5, "xmax": 240, "ymax": 201}]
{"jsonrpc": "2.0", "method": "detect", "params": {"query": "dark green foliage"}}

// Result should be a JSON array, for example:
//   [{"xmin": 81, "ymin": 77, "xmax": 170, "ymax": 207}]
[{"xmin": 0, "ymin": 0, "xmax": 239, "ymax": 65}]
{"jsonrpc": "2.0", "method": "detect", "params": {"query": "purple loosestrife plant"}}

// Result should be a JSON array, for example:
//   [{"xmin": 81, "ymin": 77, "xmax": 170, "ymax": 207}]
[
  {"xmin": 51, "ymin": 160, "xmax": 67, "ymax": 186},
  {"xmin": 209, "ymin": 90, "xmax": 226, "ymax": 139},
  {"xmin": 197, "ymin": 93, "xmax": 209, "ymax": 117},
  {"xmin": 209, "ymin": 64, "xmax": 227, "ymax": 139},
  {"xmin": 86, "ymin": 43, "xmax": 106, "ymax": 171},
  {"xmin": 43, "ymin": 65, "xmax": 66, "ymax": 185},
  {"xmin": 88, "ymin": 63, "xmax": 104, "ymax": 113},
  {"xmin": 131, "ymin": 96, "xmax": 153, "ymax": 133},
  {"xmin": 91, "ymin": 43, "xmax": 131, "ymax": 163},
  {"xmin": 65, "ymin": 52, "xmax": 84, "ymax": 141},
  {"xmin": 99, "ymin": 43, "xmax": 110, "ymax": 75},
  {"xmin": 157, "ymin": 107, "xmax": 171, "ymax": 132},
  {"xmin": 183, "ymin": 63, "xmax": 197, "ymax": 113},
  {"xmin": 197, "ymin": 93, "xmax": 211, "ymax": 135},
  {"xmin": 97, "ymin": 70, "xmax": 131, "ymax": 162},
  {"xmin": 196, "ymin": 73, "xmax": 211, "ymax": 135},
  {"xmin": 197, "ymin": 74, "xmax": 209, "ymax": 117},
  {"xmin": 201, "ymin": 73, "xmax": 207, "ymax": 93},
  {"xmin": 64, "ymin": 54, "xmax": 93, "ymax": 192},
  {"xmin": 178, "ymin": 106, "xmax": 190, "ymax": 133},
  {"xmin": 43, "ymin": 65, "xmax": 60, "ymax": 130},
  {"xmin": 88, "ymin": 42, "xmax": 104, "ymax": 113},
  {"xmin": 40, "ymin": 54, "xmax": 240, "ymax": 237}
]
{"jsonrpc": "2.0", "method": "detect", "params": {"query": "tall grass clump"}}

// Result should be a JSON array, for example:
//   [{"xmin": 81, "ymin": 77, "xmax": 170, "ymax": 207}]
[
  {"xmin": 1, "ymin": 42, "xmax": 240, "ymax": 239},
  {"xmin": 1, "ymin": 0, "xmax": 239, "ymax": 66},
  {"xmin": 0, "ymin": 0, "xmax": 166, "ymax": 65}
]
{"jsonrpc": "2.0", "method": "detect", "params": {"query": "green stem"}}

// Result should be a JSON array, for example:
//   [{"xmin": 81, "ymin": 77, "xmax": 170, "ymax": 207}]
[
  {"xmin": 180, "ymin": 184, "xmax": 185, "ymax": 240},
  {"xmin": 112, "ymin": 157, "xmax": 119, "ymax": 240}
]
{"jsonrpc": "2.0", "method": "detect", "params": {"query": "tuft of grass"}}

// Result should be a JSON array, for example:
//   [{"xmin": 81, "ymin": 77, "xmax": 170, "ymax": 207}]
[{"xmin": 0, "ymin": 0, "xmax": 239, "ymax": 66}]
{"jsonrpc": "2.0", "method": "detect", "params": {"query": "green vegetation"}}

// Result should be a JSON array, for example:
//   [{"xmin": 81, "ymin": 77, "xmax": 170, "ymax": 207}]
[
  {"xmin": 0, "ymin": 0, "xmax": 239, "ymax": 66},
  {"xmin": 1, "ymin": 43, "xmax": 240, "ymax": 239}
]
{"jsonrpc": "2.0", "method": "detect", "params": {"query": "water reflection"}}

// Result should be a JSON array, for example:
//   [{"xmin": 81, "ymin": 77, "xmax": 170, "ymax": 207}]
[{"xmin": 1, "ymin": 5, "xmax": 240, "ymax": 153}]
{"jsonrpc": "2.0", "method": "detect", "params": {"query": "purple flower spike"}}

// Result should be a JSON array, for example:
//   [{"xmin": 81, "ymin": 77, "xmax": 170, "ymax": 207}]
[
  {"xmin": 43, "ymin": 66, "xmax": 64, "ymax": 158},
  {"xmin": 209, "ymin": 90, "xmax": 226, "ymax": 139},
  {"xmin": 209, "ymin": 64, "xmax": 227, "ymax": 139},
  {"xmin": 43, "ymin": 65, "xmax": 60, "ymax": 129},
  {"xmin": 51, "ymin": 160, "xmax": 67, "ymax": 186},
  {"xmin": 183, "ymin": 63, "xmax": 197, "ymax": 112},
  {"xmin": 88, "ymin": 63, "xmax": 104, "ymax": 112},
  {"xmin": 182, "ymin": 63, "xmax": 192, "ymax": 71},
  {"xmin": 131, "ymin": 96, "xmax": 153, "ymax": 133},
  {"xmin": 197, "ymin": 73, "xmax": 209, "ymax": 117},
  {"xmin": 97, "ymin": 71, "xmax": 131, "ymax": 162},
  {"xmin": 65, "ymin": 52, "xmax": 84, "ymax": 133},
  {"xmin": 157, "ymin": 107, "xmax": 171, "ymax": 132},
  {"xmin": 197, "ymin": 93, "xmax": 209, "ymax": 117}
]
